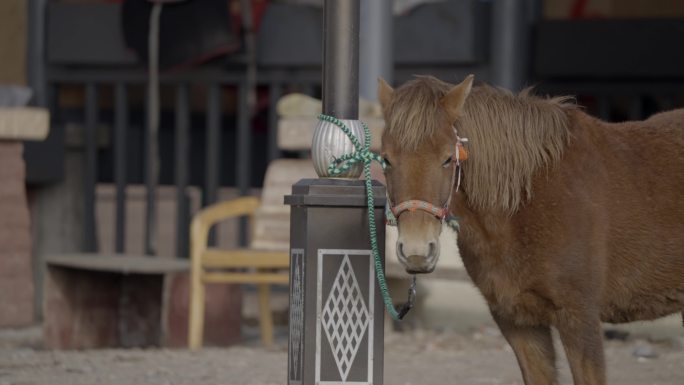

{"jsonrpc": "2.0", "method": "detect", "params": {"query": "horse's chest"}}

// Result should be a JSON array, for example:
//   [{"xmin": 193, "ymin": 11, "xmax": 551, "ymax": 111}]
[
  {"xmin": 458, "ymin": 233, "xmax": 558, "ymax": 325},
  {"xmin": 469, "ymin": 262, "xmax": 555, "ymax": 325}
]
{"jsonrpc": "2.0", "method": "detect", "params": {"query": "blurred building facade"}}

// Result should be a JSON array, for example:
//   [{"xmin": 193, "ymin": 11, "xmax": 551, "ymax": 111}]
[{"xmin": 1, "ymin": 0, "xmax": 683, "ymax": 342}]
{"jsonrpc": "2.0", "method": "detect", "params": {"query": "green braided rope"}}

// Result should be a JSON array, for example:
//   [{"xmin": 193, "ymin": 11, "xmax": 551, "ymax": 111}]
[{"xmin": 320, "ymin": 114, "xmax": 406, "ymax": 321}]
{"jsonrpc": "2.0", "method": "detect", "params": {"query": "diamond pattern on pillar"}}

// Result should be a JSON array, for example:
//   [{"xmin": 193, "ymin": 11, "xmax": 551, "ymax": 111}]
[
  {"xmin": 321, "ymin": 254, "xmax": 369, "ymax": 382},
  {"xmin": 289, "ymin": 249, "xmax": 304, "ymax": 381}
]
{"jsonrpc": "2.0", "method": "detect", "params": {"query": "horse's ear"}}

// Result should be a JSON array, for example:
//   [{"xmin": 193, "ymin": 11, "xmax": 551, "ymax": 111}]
[
  {"xmin": 377, "ymin": 77, "xmax": 394, "ymax": 110},
  {"xmin": 441, "ymin": 74, "xmax": 474, "ymax": 121}
]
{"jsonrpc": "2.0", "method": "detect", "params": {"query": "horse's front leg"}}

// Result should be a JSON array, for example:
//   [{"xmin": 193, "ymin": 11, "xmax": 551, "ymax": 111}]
[
  {"xmin": 554, "ymin": 310, "xmax": 606, "ymax": 385},
  {"xmin": 492, "ymin": 313, "xmax": 557, "ymax": 385}
]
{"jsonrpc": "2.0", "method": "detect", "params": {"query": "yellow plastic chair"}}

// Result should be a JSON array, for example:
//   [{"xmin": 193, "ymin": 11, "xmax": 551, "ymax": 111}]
[{"xmin": 188, "ymin": 196, "xmax": 289, "ymax": 349}]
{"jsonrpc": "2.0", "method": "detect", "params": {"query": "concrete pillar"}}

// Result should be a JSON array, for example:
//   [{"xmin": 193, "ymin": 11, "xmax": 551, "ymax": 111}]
[{"xmin": 285, "ymin": 180, "xmax": 386, "ymax": 385}]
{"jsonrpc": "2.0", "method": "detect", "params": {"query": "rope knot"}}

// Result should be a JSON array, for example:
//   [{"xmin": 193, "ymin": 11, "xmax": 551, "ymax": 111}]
[{"xmin": 322, "ymin": 114, "xmax": 384, "ymax": 177}]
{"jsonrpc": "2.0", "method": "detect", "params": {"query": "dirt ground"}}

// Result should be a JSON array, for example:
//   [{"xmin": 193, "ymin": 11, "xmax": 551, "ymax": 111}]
[{"xmin": 1, "ymin": 327, "xmax": 683, "ymax": 385}]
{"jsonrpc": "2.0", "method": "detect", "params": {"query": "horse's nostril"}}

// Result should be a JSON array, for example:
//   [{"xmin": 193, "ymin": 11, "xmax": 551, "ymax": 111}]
[
  {"xmin": 398, "ymin": 242, "xmax": 405, "ymax": 258},
  {"xmin": 428, "ymin": 241, "xmax": 437, "ymax": 258}
]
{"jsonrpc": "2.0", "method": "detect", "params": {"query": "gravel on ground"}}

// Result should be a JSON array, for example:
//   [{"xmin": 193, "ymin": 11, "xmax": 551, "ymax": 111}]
[{"xmin": 1, "ymin": 328, "xmax": 682, "ymax": 385}]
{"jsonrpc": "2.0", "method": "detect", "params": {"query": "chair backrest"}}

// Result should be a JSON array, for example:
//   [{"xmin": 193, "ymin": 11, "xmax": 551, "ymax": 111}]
[{"xmin": 250, "ymin": 159, "xmax": 317, "ymax": 250}]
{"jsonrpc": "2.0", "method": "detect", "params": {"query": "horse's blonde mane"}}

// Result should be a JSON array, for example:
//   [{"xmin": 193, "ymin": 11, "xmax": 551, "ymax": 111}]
[{"xmin": 385, "ymin": 76, "xmax": 576, "ymax": 214}]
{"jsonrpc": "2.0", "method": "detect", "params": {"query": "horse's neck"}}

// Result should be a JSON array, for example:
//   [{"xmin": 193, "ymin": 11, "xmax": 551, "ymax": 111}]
[{"xmin": 452, "ymin": 194, "xmax": 513, "ymax": 260}]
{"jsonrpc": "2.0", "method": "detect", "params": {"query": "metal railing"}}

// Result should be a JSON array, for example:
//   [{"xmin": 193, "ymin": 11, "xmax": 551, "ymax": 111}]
[
  {"xmin": 35, "ymin": 0, "xmax": 662, "ymax": 260},
  {"xmin": 44, "ymin": 67, "xmax": 321, "ymax": 257}
]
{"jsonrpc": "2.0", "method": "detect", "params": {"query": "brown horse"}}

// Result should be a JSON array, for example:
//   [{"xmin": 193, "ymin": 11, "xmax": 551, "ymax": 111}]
[{"xmin": 378, "ymin": 75, "xmax": 684, "ymax": 385}]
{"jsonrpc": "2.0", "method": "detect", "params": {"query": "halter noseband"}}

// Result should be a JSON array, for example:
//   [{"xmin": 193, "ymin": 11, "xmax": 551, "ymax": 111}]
[
  {"xmin": 391, "ymin": 200, "xmax": 449, "ymax": 221},
  {"xmin": 388, "ymin": 130, "xmax": 468, "ymax": 223}
]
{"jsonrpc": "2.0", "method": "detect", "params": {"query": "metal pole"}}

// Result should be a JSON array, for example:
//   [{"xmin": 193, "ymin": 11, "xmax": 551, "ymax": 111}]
[
  {"xmin": 236, "ymin": 81, "xmax": 251, "ymax": 246},
  {"xmin": 144, "ymin": 4, "xmax": 163, "ymax": 256},
  {"xmin": 205, "ymin": 84, "xmax": 221, "ymax": 208},
  {"xmin": 322, "ymin": 0, "xmax": 360, "ymax": 119},
  {"xmin": 205, "ymin": 84, "xmax": 221, "ymax": 245},
  {"xmin": 175, "ymin": 84, "xmax": 190, "ymax": 258},
  {"xmin": 359, "ymin": 0, "xmax": 393, "ymax": 101},
  {"xmin": 312, "ymin": 0, "xmax": 363, "ymax": 178},
  {"xmin": 114, "ymin": 83, "xmax": 128, "ymax": 254},
  {"xmin": 491, "ymin": 0, "xmax": 531, "ymax": 92},
  {"xmin": 84, "ymin": 84, "xmax": 99, "ymax": 252}
]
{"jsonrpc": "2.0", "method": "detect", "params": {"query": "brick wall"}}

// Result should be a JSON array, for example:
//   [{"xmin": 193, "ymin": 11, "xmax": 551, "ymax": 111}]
[{"xmin": 0, "ymin": 141, "xmax": 34, "ymax": 327}]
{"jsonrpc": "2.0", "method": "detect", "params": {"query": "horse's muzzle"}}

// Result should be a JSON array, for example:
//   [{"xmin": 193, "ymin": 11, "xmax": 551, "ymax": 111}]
[
  {"xmin": 405, "ymin": 262, "xmax": 436, "ymax": 274},
  {"xmin": 397, "ymin": 240, "xmax": 439, "ymax": 274}
]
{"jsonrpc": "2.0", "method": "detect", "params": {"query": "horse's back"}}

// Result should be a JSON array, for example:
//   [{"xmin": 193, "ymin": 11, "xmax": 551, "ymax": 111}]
[
  {"xmin": 644, "ymin": 107, "xmax": 684, "ymax": 128},
  {"xmin": 586, "ymin": 109, "xmax": 684, "ymax": 323}
]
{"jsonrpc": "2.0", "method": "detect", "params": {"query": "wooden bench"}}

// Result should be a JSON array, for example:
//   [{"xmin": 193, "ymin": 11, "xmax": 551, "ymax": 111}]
[{"xmin": 43, "ymin": 186, "xmax": 243, "ymax": 349}]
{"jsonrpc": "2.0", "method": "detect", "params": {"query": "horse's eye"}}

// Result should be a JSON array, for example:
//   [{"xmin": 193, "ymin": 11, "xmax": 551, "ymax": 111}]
[
  {"xmin": 383, "ymin": 158, "xmax": 392, "ymax": 168},
  {"xmin": 442, "ymin": 156, "xmax": 453, "ymax": 167}
]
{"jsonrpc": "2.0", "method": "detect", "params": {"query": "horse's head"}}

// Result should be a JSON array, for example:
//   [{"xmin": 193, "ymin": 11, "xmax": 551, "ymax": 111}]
[{"xmin": 378, "ymin": 75, "xmax": 474, "ymax": 274}]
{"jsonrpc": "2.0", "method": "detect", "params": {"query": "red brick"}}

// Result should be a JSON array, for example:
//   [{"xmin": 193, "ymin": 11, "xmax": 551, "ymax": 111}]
[
  {"xmin": 0, "ymin": 141, "xmax": 34, "ymax": 327},
  {"xmin": 0, "ymin": 253, "xmax": 32, "ymax": 278},
  {"xmin": 0, "ymin": 278, "xmax": 33, "ymax": 326}
]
